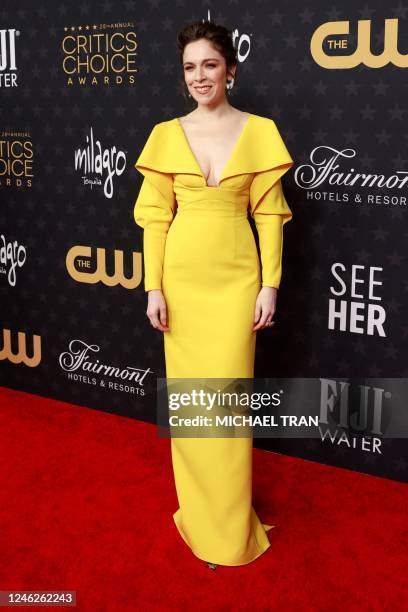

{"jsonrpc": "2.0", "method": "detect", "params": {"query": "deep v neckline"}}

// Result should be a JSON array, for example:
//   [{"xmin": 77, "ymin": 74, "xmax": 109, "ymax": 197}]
[{"xmin": 175, "ymin": 113, "xmax": 252, "ymax": 188}]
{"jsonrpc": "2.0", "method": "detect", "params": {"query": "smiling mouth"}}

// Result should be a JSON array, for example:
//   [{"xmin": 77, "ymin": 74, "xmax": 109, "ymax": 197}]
[{"xmin": 195, "ymin": 85, "xmax": 212, "ymax": 93}]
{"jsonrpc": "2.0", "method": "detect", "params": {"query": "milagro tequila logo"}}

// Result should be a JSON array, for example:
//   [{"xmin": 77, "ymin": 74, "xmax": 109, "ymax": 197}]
[
  {"xmin": 74, "ymin": 127, "xmax": 126, "ymax": 199},
  {"xmin": 0, "ymin": 28, "xmax": 19, "ymax": 87},
  {"xmin": 232, "ymin": 25, "xmax": 251, "ymax": 62},
  {"xmin": 0, "ymin": 234, "xmax": 27, "ymax": 286},
  {"xmin": 59, "ymin": 338, "xmax": 152, "ymax": 394},
  {"xmin": 205, "ymin": 9, "xmax": 251, "ymax": 62}
]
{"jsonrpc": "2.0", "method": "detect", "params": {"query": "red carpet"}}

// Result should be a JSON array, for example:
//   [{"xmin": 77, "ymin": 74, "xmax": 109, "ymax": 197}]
[{"xmin": 0, "ymin": 386, "xmax": 407, "ymax": 611}]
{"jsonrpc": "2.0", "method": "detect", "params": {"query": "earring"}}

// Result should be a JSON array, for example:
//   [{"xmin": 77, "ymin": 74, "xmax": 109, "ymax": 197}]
[{"xmin": 226, "ymin": 77, "xmax": 235, "ymax": 91}]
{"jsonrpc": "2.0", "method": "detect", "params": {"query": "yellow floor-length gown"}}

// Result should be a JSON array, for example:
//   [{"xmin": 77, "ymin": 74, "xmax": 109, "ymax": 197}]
[{"xmin": 134, "ymin": 113, "xmax": 294, "ymax": 566}]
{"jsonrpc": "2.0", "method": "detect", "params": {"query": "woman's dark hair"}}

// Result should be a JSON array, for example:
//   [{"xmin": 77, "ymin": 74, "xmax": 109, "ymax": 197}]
[{"xmin": 177, "ymin": 19, "xmax": 238, "ymax": 99}]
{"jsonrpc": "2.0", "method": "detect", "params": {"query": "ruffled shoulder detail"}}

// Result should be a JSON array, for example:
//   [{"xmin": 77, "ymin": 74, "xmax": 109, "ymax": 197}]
[
  {"xmin": 235, "ymin": 114, "xmax": 294, "ymax": 174},
  {"xmin": 135, "ymin": 120, "xmax": 196, "ymax": 176},
  {"xmin": 134, "ymin": 115, "xmax": 294, "ymax": 191},
  {"xmin": 246, "ymin": 116, "xmax": 294, "ymax": 224},
  {"xmin": 133, "ymin": 121, "xmax": 179, "ymax": 202}
]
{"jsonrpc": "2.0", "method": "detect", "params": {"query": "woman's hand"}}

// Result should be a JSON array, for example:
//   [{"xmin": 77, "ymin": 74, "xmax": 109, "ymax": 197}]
[
  {"xmin": 146, "ymin": 289, "xmax": 170, "ymax": 332},
  {"xmin": 253, "ymin": 286, "xmax": 277, "ymax": 331}
]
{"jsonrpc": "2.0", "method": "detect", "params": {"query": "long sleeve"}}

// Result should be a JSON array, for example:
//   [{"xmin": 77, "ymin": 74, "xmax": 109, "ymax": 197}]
[
  {"xmin": 133, "ymin": 124, "xmax": 177, "ymax": 292},
  {"xmin": 249, "ymin": 171, "xmax": 293, "ymax": 289}
]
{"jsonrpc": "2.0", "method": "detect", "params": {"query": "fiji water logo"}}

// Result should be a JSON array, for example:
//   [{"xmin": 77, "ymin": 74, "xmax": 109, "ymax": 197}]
[{"xmin": 0, "ymin": 28, "xmax": 19, "ymax": 87}]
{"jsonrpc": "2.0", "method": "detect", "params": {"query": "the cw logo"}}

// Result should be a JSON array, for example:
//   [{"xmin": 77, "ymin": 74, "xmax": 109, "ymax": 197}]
[
  {"xmin": 0, "ymin": 328, "xmax": 41, "ymax": 367},
  {"xmin": 311, "ymin": 18, "xmax": 407, "ymax": 69},
  {"xmin": 66, "ymin": 246, "xmax": 142, "ymax": 288}
]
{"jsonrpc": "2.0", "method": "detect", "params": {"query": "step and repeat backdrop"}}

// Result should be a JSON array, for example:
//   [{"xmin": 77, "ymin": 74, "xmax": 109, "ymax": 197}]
[{"xmin": 1, "ymin": 1, "xmax": 407, "ymax": 482}]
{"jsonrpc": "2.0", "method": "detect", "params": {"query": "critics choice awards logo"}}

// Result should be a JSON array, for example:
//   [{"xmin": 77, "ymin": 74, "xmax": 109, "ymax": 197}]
[
  {"xmin": 61, "ymin": 22, "xmax": 137, "ymax": 86},
  {"xmin": 0, "ymin": 131, "xmax": 33, "ymax": 188}
]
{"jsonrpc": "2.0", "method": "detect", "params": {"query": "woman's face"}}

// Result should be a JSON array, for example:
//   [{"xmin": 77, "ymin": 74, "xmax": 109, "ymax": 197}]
[{"xmin": 182, "ymin": 38, "xmax": 235, "ymax": 106}]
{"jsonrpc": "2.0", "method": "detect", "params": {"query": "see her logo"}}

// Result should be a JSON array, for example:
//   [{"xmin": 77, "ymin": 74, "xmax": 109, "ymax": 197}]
[{"xmin": 329, "ymin": 264, "xmax": 386, "ymax": 336}]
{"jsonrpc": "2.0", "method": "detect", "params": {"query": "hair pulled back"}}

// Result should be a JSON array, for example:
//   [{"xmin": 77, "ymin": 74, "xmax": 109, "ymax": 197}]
[{"xmin": 176, "ymin": 19, "xmax": 237, "ymax": 98}]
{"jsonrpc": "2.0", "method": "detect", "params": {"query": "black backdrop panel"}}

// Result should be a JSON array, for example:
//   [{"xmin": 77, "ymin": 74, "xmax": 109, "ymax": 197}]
[{"xmin": 1, "ymin": 1, "xmax": 407, "ymax": 482}]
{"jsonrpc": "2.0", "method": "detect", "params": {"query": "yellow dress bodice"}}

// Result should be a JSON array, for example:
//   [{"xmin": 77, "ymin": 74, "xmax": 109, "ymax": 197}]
[{"xmin": 134, "ymin": 113, "xmax": 294, "ymax": 292}]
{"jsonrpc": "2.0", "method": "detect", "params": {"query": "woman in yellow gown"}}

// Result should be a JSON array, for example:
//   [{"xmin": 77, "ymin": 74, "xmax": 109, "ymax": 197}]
[{"xmin": 133, "ymin": 20, "xmax": 294, "ymax": 567}]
